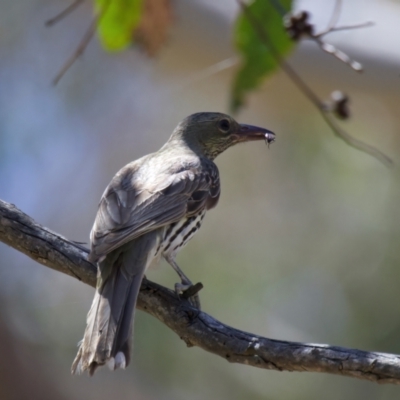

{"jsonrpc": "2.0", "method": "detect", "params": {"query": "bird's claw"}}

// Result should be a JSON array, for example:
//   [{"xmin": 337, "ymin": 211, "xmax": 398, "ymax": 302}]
[{"xmin": 175, "ymin": 281, "xmax": 203, "ymax": 309}]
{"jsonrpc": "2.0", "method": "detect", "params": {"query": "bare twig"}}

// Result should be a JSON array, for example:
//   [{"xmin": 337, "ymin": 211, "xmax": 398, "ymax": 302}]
[
  {"xmin": 314, "ymin": 38, "xmax": 363, "ymax": 71},
  {"xmin": 325, "ymin": 0, "xmax": 342, "ymax": 33},
  {"xmin": 52, "ymin": 0, "xmax": 111, "ymax": 85},
  {"xmin": 45, "ymin": 0, "xmax": 84, "ymax": 27},
  {"xmin": 316, "ymin": 21, "xmax": 374, "ymax": 37},
  {"xmin": 321, "ymin": 112, "xmax": 392, "ymax": 165},
  {"xmin": 281, "ymin": 1, "xmax": 373, "ymax": 73},
  {"xmin": 52, "ymin": 17, "xmax": 97, "ymax": 85},
  {"xmin": 238, "ymin": 0, "xmax": 392, "ymax": 167},
  {"xmin": 312, "ymin": 0, "xmax": 374, "ymax": 72},
  {"xmin": 171, "ymin": 57, "xmax": 238, "ymax": 93},
  {"xmin": 1, "ymin": 199, "xmax": 400, "ymax": 383}
]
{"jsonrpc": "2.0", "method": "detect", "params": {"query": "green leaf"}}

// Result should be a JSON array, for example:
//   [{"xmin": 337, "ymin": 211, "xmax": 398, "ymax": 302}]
[
  {"xmin": 231, "ymin": 0, "xmax": 294, "ymax": 112},
  {"xmin": 95, "ymin": 0, "xmax": 143, "ymax": 51}
]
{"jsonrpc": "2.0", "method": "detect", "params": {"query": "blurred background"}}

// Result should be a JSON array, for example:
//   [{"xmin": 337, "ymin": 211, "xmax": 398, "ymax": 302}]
[{"xmin": 1, "ymin": 0, "xmax": 400, "ymax": 398}]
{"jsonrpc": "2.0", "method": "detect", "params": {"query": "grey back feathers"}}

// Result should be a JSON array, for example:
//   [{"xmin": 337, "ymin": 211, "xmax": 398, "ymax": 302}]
[{"xmin": 72, "ymin": 113, "xmax": 225, "ymax": 374}]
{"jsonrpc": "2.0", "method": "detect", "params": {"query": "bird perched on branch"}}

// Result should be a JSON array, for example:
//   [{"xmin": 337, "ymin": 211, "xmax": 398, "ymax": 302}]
[{"xmin": 72, "ymin": 112, "xmax": 275, "ymax": 375}]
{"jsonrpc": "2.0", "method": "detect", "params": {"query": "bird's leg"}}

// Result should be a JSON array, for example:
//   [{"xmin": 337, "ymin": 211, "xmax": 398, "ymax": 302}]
[{"xmin": 165, "ymin": 256, "xmax": 202, "ymax": 309}]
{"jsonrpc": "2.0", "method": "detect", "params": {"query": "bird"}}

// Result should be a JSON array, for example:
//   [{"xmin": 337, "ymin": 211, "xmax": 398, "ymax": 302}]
[{"xmin": 71, "ymin": 112, "xmax": 275, "ymax": 375}]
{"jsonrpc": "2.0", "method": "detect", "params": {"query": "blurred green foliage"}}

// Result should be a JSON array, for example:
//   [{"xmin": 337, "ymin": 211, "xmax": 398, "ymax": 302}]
[
  {"xmin": 231, "ymin": 0, "xmax": 294, "ymax": 112},
  {"xmin": 93, "ymin": 0, "xmax": 296, "ymax": 112},
  {"xmin": 95, "ymin": 0, "xmax": 143, "ymax": 51}
]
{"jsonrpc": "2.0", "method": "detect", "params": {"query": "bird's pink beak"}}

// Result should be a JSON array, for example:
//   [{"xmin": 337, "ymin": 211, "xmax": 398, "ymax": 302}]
[{"xmin": 237, "ymin": 124, "xmax": 276, "ymax": 145}]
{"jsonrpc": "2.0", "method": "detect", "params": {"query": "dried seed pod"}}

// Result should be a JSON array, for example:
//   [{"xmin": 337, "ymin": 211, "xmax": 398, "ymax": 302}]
[
  {"xmin": 330, "ymin": 90, "xmax": 350, "ymax": 120},
  {"xmin": 284, "ymin": 11, "xmax": 314, "ymax": 40}
]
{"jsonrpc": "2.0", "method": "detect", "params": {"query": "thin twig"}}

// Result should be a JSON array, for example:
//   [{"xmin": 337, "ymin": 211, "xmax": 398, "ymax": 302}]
[
  {"xmin": 277, "ymin": 1, "xmax": 371, "ymax": 73},
  {"xmin": 325, "ymin": 0, "xmax": 342, "ymax": 33},
  {"xmin": 237, "ymin": 0, "xmax": 392, "ymax": 167},
  {"xmin": 45, "ymin": 0, "xmax": 84, "ymax": 27},
  {"xmin": 52, "ymin": 0, "xmax": 111, "ymax": 85},
  {"xmin": 314, "ymin": 38, "xmax": 363, "ymax": 72},
  {"xmin": 316, "ymin": 21, "xmax": 374, "ymax": 37},
  {"xmin": 52, "ymin": 17, "xmax": 97, "ymax": 85},
  {"xmin": 321, "ymin": 113, "xmax": 392, "ymax": 166},
  {"xmin": 171, "ymin": 57, "xmax": 238, "ymax": 93}
]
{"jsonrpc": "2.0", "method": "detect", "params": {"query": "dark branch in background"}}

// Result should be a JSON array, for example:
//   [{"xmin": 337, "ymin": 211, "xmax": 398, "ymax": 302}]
[
  {"xmin": 1, "ymin": 198, "xmax": 400, "ymax": 383},
  {"xmin": 48, "ymin": 0, "xmax": 111, "ymax": 85},
  {"xmin": 45, "ymin": 0, "xmax": 84, "ymax": 27},
  {"xmin": 239, "ymin": 0, "xmax": 392, "ymax": 167}
]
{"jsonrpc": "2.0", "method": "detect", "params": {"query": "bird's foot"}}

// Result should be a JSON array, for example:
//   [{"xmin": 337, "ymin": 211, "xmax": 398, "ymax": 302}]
[{"xmin": 175, "ymin": 281, "xmax": 203, "ymax": 309}]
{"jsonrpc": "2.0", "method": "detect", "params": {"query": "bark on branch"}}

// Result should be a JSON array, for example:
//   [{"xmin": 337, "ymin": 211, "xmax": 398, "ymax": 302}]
[{"xmin": 1, "ymin": 199, "xmax": 400, "ymax": 384}]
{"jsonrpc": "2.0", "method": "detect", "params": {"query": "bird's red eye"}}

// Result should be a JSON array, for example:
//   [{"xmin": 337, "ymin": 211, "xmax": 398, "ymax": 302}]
[{"xmin": 218, "ymin": 119, "xmax": 230, "ymax": 133}]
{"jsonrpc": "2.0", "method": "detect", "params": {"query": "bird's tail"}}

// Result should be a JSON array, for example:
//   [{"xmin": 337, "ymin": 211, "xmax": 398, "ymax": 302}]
[{"xmin": 71, "ymin": 235, "xmax": 157, "ymax": 375}]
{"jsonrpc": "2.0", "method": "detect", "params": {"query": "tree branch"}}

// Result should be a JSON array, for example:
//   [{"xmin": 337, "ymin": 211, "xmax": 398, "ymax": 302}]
[{"xmin": 1, "ymin": 198, "xmax": 400, "ymax": 384}]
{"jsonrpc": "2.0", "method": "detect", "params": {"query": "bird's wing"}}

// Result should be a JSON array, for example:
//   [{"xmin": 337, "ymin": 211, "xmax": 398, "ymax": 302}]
[{"xmin": 89, "ymin": 161, "xmax": 219, "ymax": 262}]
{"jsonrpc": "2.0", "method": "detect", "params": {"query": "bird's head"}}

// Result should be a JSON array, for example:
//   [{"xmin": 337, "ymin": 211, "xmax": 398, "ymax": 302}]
[{"xmin": 168, "ymin": 112, "xmax": 275, "ymax": 159}]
